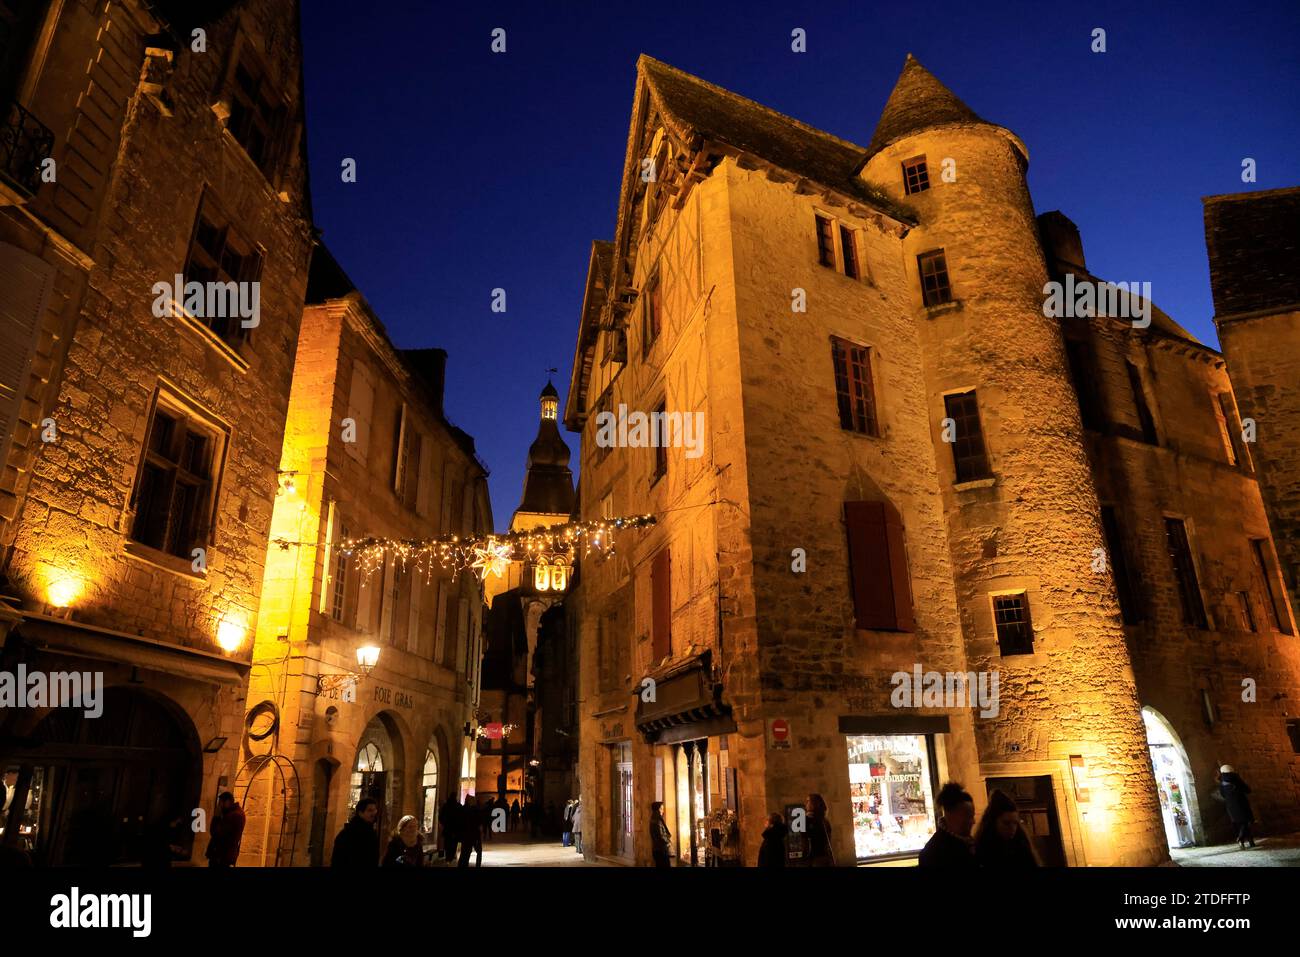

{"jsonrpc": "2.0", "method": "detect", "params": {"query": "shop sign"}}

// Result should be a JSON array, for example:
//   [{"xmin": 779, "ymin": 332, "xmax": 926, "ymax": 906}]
[
  {"xmin": 372, "ymin": 685, "xmax": 415, "ymax": 709},
  {"xmin": 483, "ymin": 722, "xmax": 504, "ymax": 740},
  {"xmin": 770, "ymin": 718, "xmax": 791, "ymax": 750}
]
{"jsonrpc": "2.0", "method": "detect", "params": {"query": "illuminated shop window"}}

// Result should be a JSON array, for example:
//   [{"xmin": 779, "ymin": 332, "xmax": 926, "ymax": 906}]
[{"xmin": 845, "ymin": 735, "xmax": 936, "ymax": 861}]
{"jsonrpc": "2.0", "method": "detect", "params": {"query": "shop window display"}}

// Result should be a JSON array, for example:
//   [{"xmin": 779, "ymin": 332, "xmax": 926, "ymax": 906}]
[{"xmin": 845, "ymin": 734, "xmax": 936, "ymax": 860}]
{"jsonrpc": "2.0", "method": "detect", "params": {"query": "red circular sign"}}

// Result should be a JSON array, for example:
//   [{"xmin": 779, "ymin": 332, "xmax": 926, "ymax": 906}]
[{"xmin": 772, "ymin": 719, "xmax": 789, "ymax": 741}]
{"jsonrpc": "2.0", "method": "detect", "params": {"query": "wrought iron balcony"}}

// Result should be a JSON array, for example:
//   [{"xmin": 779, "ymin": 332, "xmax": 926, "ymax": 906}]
[{"xmin": 1, "ymin": 98, "xmax": 54, "ymax": 199}]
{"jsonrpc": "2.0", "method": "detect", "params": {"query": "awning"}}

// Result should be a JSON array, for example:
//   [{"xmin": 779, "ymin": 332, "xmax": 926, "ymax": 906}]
[
  {"xmin": 634, "ymin": 650, "xmax": 734, "ymax": 743},
  {"xmin": 16, "ymin": 616, "xmax": 248, "ymax": 687}
]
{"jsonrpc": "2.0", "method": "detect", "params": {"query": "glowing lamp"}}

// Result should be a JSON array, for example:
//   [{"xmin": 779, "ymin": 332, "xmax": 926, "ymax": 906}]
[
  {"xmin": 47, "ymin": 576, "xmax": 81, "ymax": 609},
  {"xmin": 356, "ymin": 644, "xmax": 381, "ymax": 675},
  {"xmin": 216, "ymin": 618, "xmax": 245, "ymax": 652}
]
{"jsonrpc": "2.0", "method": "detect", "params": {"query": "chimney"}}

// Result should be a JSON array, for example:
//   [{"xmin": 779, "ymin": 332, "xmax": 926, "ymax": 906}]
[
  {"xmin": 1037, "ymin": 211, "xmax": 1086, "ymax": 275},
  {"xmin": 400, "ymin": 348, "xmax": 447, "ymax": 419}
]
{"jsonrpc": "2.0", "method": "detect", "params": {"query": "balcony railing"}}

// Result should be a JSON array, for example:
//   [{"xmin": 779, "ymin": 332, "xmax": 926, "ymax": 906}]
[{"xmin": 1, "ymin": 98, "xmax": 53, "ymax": 198}]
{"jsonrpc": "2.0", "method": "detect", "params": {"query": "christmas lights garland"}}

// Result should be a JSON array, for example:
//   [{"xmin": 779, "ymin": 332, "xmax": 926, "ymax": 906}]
[{"xmin": 342, "ymin": 514, "xmax": 657, "ymax": 582}]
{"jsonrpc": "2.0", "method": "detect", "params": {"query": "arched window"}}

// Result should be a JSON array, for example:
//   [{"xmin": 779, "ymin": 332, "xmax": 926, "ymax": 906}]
[
  {"xmin": 420, "ymin": 748, "xmax": 439, "ymax": 833},
  {"xmin": 348, "ymin": 741, "xmax": 385, "ymax": 811}
]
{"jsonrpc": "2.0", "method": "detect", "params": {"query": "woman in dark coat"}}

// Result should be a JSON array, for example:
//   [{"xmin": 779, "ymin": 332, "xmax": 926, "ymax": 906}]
[
  {"xmin": 805, "ymin": 793, "xmax": 834, "ymax": 866},
  {"xmin": 1218, "ymin": 765, "xmax": 1256, "ymax": 848},
  {"xmin": 758, "ymin": 812, "xmax": 787, "ymax": 868},
  {"xmin": 383, "ymin": 815, "xmax": 424, "ymax": 867},
  {"xmin": 650, "ymin": 802, "xmax": 672, "ymax": 868},
  {"xmin": 974, "ymin": 789, "xmax": 1039, "ymax": 868}
]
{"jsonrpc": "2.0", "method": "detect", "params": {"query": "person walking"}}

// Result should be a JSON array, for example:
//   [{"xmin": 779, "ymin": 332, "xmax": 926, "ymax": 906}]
[
  {"xmin": 331, "ymin": 798, "xmax": 380, "ymax": 868},
  {"xmin": 457, "ymin": 798, "xmax": 483, "ymax": 868},
  {"xmin": 973, "ymin": 789, "xmax": 1038, "ymax": 868},
  {"xmin": 571, "ymin": 799, "xmax": 583, "ymax": 854},
  {"xmin": 510, "ymin": 799, "xmax": 521, "ymax": 833},
  {"xmin": 205, "ymin": 792, "xmax": 246, "ymax": 868},
  {"xmin": 804, "ymin": 793, "xmax": 834, "ymax": 867},
  {"xmin": 383, "ymin": 815, "xmax": 424, "ymax": 867},
  {"xmin": 440, "ymin": 794, "xmax": 461, "ymax": 863},
  {"xmin": 1217, "ymin": 765, "xmax": 1257, "ymax": 848},
  {"xmin": 758, "ymin": 812, "xmax": 787, "ymax": 868},
  {"xmin": 650, "ymin": 801, "xmax": 673, "ymax": 867},
  {"xmin": 918, "ymin": 782, "xmax": 977, "ymax": 868}
]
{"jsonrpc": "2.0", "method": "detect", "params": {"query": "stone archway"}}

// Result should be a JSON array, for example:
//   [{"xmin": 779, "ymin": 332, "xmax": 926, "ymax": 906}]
[
  {"xmin": 349, "ymin": 711, "xmax": 406, "ymax": 848},
  {"xmin": 1142, "ymin": 706, "xmax": 1202, "ymax": 849}
]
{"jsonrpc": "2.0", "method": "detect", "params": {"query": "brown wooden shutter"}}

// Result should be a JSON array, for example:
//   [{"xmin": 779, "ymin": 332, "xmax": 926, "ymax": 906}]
[
  {"xmin": 0, "ymin": 242, "xmax": 53, "ymax": 472},
  {"xmin": 652, "ymin": 548, "xmax": 672, "ymax": 661},
  {"xmin": 845, "ymin": 501, "xmax": 913, "ymax": 632}
]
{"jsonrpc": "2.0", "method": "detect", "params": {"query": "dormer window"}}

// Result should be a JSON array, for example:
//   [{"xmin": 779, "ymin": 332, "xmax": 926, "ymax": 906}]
[{"xmin": 902, "ymin": 156, "xmax": 930, "ymax": 195}]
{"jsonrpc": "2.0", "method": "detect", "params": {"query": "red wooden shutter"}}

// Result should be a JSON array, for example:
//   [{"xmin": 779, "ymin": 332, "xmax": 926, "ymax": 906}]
[
  {"xmin": 845, "ymin": 501, "xmax": 914, "ymax": 632},
  {"xmin": 652, "ymin": 548, "xmax": 672, "ymax": 661}
]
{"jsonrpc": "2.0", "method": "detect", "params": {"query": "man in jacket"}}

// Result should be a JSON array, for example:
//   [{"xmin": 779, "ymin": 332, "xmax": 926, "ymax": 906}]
[
  {"xmin": 918, "ymin": 782, "xmax": 977, "ymax": 868},
  {"xmin": 331, "ymin": 798, "xmax": 380, "ymax": 867},
  {"xmin": 205, "ymin": 792, "xmax": 246, "ymax": 867},
  {"xmin": 1217, "ymin": 765, "xmax": 1257, "ymax": 849}
]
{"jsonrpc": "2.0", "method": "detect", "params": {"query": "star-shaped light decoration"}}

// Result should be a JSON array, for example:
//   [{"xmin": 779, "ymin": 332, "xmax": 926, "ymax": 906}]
[{"xmin": 470, "ymin": 538, "xmax": 513, "ymax": 580}]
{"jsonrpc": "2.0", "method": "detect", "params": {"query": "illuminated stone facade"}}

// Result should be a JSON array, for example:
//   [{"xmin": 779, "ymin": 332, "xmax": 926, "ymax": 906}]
[
  {"xmin": 565, "ymin": 55, "xmax": 1299, "ymax": 867},
  {"xmin": 0, "ymin": 0, "xmax": 312, "ymax": 864}
]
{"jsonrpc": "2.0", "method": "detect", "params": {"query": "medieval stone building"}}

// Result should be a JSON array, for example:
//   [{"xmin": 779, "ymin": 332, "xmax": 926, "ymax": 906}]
[
  {"xmin": 241, "ymin": 245, "xmax": 492, "ymax": 865},
  {"xmin": 564, "ymin": 54, "xmax": 1300, "ymax": 867},
  {"xmin": 0, "ymin": 0, "xmax": 313, "ymax": 864}
]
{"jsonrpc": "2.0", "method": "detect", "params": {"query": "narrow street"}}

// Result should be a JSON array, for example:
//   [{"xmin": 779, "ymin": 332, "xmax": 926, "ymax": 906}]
[{"xmin": 432, "ymin": 836, "xmax": 606, "ymax": 867}]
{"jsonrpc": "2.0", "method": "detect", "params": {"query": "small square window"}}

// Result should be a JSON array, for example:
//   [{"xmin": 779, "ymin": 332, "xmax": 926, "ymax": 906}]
[
  {"xmin": 917, "ymin": 249, "xmax": 952, "ymax": 306},
  {"xmin": 993, "ymin": 593, "xmax": 1033, "ymax": 655},
  {"xmin": 903, "ymin": 156, "xmax": 930, "ymax": 195}
]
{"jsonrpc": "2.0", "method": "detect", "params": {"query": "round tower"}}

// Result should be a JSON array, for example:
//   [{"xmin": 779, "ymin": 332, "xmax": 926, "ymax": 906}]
[{"xmin": 861, "ymin": 55, "xmax": 1167, "ymax": 865}]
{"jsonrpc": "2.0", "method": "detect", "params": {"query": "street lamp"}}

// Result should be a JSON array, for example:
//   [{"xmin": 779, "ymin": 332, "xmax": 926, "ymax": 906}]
[{"xmin": 317, "ymin": 643, "xmax": 382, "ymax": 695}]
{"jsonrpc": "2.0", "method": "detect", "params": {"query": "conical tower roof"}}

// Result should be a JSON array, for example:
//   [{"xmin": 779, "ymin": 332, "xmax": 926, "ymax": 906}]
[{"xmin": 865, "ymin": 54, "xmax": 987, "ymax": 158}]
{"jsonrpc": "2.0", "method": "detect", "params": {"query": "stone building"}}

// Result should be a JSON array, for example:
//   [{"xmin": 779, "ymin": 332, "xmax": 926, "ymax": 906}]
[
  {"xmin": 0, "ymin": 0, "xmax": 313, "ymax": 864},
  {"xmin": 476, "ymin": 382, "xmax": 576, "ymax": 814},
  {"xmin": 242, "ymin": 245, "xmax": 492, "ymax": 865},
  {"xmin": 1203, "ymin": 187, "xmax": 1300, "ymax": 623},
  {"xmin": 564, "ymin": 54, "xmax": 1299, "ymax": 866}
]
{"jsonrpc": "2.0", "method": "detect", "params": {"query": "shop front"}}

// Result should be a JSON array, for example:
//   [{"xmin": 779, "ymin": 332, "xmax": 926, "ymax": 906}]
[{"xmin": 1142, "ymin": 706, "xmax": 1199, "ymax": 849}]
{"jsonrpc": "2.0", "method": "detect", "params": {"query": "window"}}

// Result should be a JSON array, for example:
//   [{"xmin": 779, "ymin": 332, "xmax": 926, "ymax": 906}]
[
  {"xmin": 840, "ymin": 226, "xmax": 859, "ymax": 279},
  {"xmin": 225, "ymin": 46, "xmax": 283, "ymax": 176},
  {"xmin": 1064, "ymin": 337, "xmax": 1105, "ymax": 432},
  {"xmin": 394, "ymin": 408, "xmax": 421, "ymax": 509},
  {"xmin": 1213, "ymin": 393, "xmax": 1238, "ymax": 466},
  {"xmin": 332, "ymin": 520, "xmax": 350, "ymax": 622},
  {"xmin": 1100, "ymin": 506, "xmax": 1143, "ymax": 624},
  {"xmin": 902, "ymin": 156, "xmax": 930, "ymax": 195},
  {"xmin": 599, "ymin": 491, "xmax": 614, "ymax": 520},
  {"xmin": 651, "ymin": 549, "xmax": 671, "ymax": 662},
  {"xmin": 831, "ymin": 337, "xmax": 879, "ymax": 436},
  {"xmin": 1164, "ymin": 518, "xmax": 1208, "ymax": 629},
  {"xmin": 1215, "ymin": 393, "xmax": 1250, "ymax": 469},
  {"xmin": 917, "ymin": 250, "xmax": 952, "ymax": 306},
  {"xmin": 1234, "ymin": 591, "xmax": 1256, "ymax": 633},
  {"xmin": 943, "ymin": 391, "xmax": 991, "ymax": 482},
  {"xmin": 815, "ymin": 214, "xmax": 836, "ymax": 267},
  {"xmin": 993, "ymin": 593, "xmax": 1034, "ymax": 655},
  {"xmin": 132, "ymin": 397, "xmax": 223, "ymax": 561},
  {"xmin": 182, "ymin": 192, "xmax": 262, "ymax": 345},
  {"xmin": 844, "ymin": 500, "xmax": 914, "ymax": 632},
  {"xmin": 651, "ymin": 400, "xmax": 667, "ymax": 483},
  {"xmin": 1126, "ymin": 361, "xmax": 1158, "ymax": 444},
  {"xmin": 420, "ymin": 750, "xmax": 439, "ymax": 834},
  {"xmin": 642, "ymin": 273, "xmax": 662, "ymax": 355},
  {"xmin": 1251, "ymin": 538, "xmax": 1291, "ymax": 634},
  {"xmin": 1287, "ymin": 719, "xmax": 1300, "ymax": 755}
]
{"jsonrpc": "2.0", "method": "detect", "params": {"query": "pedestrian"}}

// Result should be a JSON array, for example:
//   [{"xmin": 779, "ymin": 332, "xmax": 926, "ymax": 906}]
[
  {"xmin": 205, "ymin": 792, "xmax": 246, "ymax": 868},
  {"xmin": 973, "ymin": 789, "xmax": 1038, "ymax": 868},
  {"xmin": 758, "ymin": 811, "xmax": 787, "ymax": 868},
  {"xmin": 457, "ymin": 798, "xmax": 483, "ymax": 868},
  {"xmin": 383, "ymin": 814, "xmax": 424, "ymax": 867},
  {"xmin": 510, "ymin": 799, "xmax": 521, "ymax": 833},
  {"xmin": 331, "ymin": 798, "xmax": 380, "ymax": 868},
  {"xmin": 804, "ymin": 793, "xmax": 834, "ymax": 866},
  {"xmin": 918, "ymin": 782, "xmax": 977, "ymax": 868},
  {"xmin": 571, "ymin": 799, "xmax": 583, "ymax": 853},
  {"xmin": 440, "ymin": 794, "xmax": 461, "ymax": 862},
  {"xmin": 650, "ymin": 801, "xmax": 673, "ymax": 867},
  {"xmin": 1216, "ymin": 765, "xmax": 1257, "ymax": 848}
]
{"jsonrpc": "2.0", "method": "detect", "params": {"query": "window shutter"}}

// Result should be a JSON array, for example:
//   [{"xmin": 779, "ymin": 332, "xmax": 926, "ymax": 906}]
[
  {"xmin": 652, "ymin": 548, "xmax": 672, "ymax": 662},
  {"xmin": 0, "ymin": 243, "xmax": 53, "ymax": 470},
  {"xmin": 845, "ymin": 501, "xmax": 913, "ymax": 631}
]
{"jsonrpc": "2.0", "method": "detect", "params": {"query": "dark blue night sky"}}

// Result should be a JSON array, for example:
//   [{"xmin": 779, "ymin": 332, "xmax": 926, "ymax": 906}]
[{"xmin": 298, "ymin": 0, "xmax": 1300, "ymax": 528}]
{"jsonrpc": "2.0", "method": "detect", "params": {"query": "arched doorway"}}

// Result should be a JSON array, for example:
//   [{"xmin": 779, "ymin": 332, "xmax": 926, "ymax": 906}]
[
  {"xmin": 15, "ymin": 687, "xmax": 201, "ymax": 866},
  {"xmin": 348, "ymin": 713, "xmax": 403, "ymax": 852},
  {"xmin": 1142, "ymin": 707, "xmax": 1200, "ymax": 849}
]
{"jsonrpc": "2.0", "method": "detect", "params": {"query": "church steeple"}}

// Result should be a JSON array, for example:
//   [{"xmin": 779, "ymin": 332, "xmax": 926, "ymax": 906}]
[{"xmin": 513, "ymin": 381, "xmax": 575, "ymax": 527}]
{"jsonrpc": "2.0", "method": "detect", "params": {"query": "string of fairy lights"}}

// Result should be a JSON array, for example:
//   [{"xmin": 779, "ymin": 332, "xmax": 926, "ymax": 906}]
[{"xmin": 340, "ymin": 513, "xmax": 658, "ymax": 584}]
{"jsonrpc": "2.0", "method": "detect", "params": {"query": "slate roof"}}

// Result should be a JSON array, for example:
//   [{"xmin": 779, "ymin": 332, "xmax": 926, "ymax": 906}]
[
  {"xmin": 639, "ymin": 55, "xmax": 915, "ymax": 224},
  {"xmin": 1203, "ymin": 186, "xmax": 1300, "ymax": 320},
  {"xmin": 865, "ymin": 53, "xmax": 988, "ymax": 158}
]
